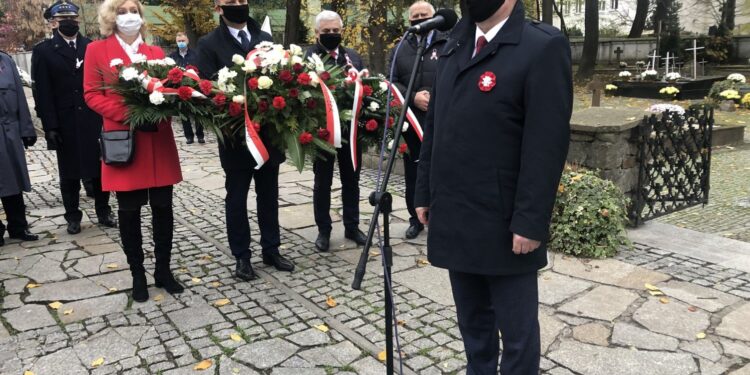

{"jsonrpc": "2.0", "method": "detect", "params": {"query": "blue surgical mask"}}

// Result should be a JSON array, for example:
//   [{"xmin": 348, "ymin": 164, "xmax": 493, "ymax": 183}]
[{"xmin": 177, "ymin": 41, "xmax": 188, "ymax": 49}]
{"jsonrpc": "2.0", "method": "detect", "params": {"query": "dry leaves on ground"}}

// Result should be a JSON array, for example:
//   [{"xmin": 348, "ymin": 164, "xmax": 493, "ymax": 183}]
[
  {"xmin": 230, "ymin": 333, "xmax": 242, "ymax": 342},
  {"xmin": 214, "ymin": 298, "xmax": 231, "ymax": 307},
  {"xmin": 91, "ymin": 357, "xmax": 104, "ymax": 368},
  {"xmin": 315, "ymin": 324, "xmax": 330, "ymax": 333},
  {"xmin": 326, "ymin": 296, "xmax": 338, "ymax": 308},
  {"xmin": 48, "ymin": 301, "xmax": 63, "ymax": 310},
  {"xmin": 194, "ymin": 359, "xmax": 213, "ymax": 370}
]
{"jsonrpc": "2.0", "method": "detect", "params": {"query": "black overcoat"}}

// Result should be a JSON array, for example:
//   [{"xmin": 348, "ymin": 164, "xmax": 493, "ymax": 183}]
[
  {"xmin": 414, "ymin": 2, "xmax": 573, "ymax": 276},
  {"xmin": 0, "ymin": 53, "xmax": 34, "ymax": 198},
  {"xmin": 31, "ymin": 32, "xmax": 103, "ymax": 180}
]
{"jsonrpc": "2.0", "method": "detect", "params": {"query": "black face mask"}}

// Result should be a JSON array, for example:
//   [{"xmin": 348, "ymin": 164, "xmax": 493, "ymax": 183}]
[
  {"xmin": 221, "ymin": 4, "xmax": 250, "ymax": 25},
  {"xmin": 410, "ymin": 18, "xmax": 429, "ymax": 27},
  {"xmin": 58, "ymin": 19, "xmax": 79, "ymax": 38},
  {"xmin": 466, "ymin": 0, "xmax": 505, "ymax": 22},
  {"xmin": 319, "ymin": 33, "xmax": 342, "ymax": 51}
]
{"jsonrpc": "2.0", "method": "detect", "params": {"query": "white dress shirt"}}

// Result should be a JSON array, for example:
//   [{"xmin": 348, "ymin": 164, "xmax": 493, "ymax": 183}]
[
  {"xmin": 116, "ymin": 34, "xmax": 144, "ymax": 62},
  {"xmin": 227, "ymin": 25, "xmax": 252, "ymax": 45},
  {"xmin": 473, "ymin": 18, "xmax": 509, "ymax": 57}
]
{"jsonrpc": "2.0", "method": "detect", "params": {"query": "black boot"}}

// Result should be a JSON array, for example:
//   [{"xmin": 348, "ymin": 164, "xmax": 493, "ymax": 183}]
[
  {"xmin": 0, "ymin": 224, "xmax": 5, "ymax": 247},
  {"xmin": 152, "ymin": 206, "xmax": 184, "ymax": 294},
  {"xmin": 118, "ymin": 209, "xmax": 149, "ymax": 302}
]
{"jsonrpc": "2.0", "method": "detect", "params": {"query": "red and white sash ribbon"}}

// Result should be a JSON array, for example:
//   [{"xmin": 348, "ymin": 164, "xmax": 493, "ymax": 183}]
[
  {"xmin": 349, "ymin": 78, "xmax": 365, "ymax": 171},
  {"xmin": 387, "ymin": 81, "xmax": 423, "ymax": 141},
  {"xmin": 139, "ymin": 70, "xmax": 206, "ymax": 99},
  {"xmin": 244, "ymin": 101, "xmax": 270, "ymax": 170},
  {"xmin": 320, "ymin": 83, "xmax": 341, "ymax": 148}
]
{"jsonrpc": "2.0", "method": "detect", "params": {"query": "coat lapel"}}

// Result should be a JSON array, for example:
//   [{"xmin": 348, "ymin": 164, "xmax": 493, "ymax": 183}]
[
  {"xmin": 52, "ymin": 32, "xmax": 77, "ymax": 63},
  {"xmin": 105, "ymin": 35, "xmax": 130, "ymax": 65},
  {"xmin": 457, "ymin": 1, "xmax": 526, "ymax": 74}
]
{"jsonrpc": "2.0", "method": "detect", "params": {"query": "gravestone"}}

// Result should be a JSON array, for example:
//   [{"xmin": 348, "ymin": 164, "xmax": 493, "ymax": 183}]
[
  {"xmin": 587, "ymin": 77, "xmax": 605, "ymax": 107},
  {"xmin": 614, "ymin": 47, "xmax": 624, "ymax": 65}
]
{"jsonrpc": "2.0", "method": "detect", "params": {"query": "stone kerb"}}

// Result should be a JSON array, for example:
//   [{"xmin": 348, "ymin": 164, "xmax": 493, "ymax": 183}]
[{"xmin": 567, "ymin": 107, "xmax": 646, "ymax": 199}]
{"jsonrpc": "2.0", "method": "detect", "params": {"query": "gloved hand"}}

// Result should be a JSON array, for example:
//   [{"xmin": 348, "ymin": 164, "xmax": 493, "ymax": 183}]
[
  {"xmin": 22, "ymin": 136, "xmax": 37, "ymax": 149},
  {"xmin": 45, "ymin": 130, "xmax": 63, "ymax": 150}
]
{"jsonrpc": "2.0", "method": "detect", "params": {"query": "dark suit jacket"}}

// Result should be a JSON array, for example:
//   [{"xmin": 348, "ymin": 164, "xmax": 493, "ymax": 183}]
[
  {"xmin": 31, "ymin": 32, "xmax": 103, "ymax": 179},
  {"xmin": 168, "ymin": 48, "xmax": 198, "ymax": 68},
  {"xmin": 414, "ymin": 2, "xmax": 573, "ymax": 276},
  {"xmin": 304, "ymin": 43, "xmax": 365, "ymax": 71},
  {"xmin": 195, "ymin": 18, "xmax": 284, "ymax": 171}
]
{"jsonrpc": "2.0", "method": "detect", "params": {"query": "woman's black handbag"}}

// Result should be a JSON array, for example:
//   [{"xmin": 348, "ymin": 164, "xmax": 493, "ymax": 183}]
[{"xmin": 100, "ymin": 130, "xmax": 135, "ymax": 166}]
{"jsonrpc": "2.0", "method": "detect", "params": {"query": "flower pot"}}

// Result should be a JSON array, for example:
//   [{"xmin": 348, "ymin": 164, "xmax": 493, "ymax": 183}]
[{"xmin": 719, "ymin": 100, "xmax": 736, "ymax": 112}]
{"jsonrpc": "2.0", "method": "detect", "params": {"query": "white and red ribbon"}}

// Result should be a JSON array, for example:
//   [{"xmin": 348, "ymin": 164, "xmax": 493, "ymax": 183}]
[
  {"xmin": 387, "ymin": 81, "xmax": 423, "ymax": 141},
  {"xmin": 244, "ymin": 101, "xmax": 270, "ymax": 170},
  {"xmin": 139, "ymin": 70, "xmax": 206, "ymax": 99},
  {"xmin": 349, "ymin": 79, "xmax": 365, "ymax": 171},
  {"xmin": 320, "ymin": 83, "xmax": 341, "ymax": 148}
]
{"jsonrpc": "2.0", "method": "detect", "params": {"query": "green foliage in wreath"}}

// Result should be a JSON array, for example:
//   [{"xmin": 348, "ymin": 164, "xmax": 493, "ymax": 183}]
[{"xmin": 549, "ymin": 168, "xmax": 631, "ymax": 258}]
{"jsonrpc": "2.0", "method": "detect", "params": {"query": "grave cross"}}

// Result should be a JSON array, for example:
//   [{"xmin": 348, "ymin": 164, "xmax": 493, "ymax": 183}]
[
  {"xmin": 587, "ymin": 77, "xmax": 605, "ymax": 107},
  {"xmin": 661, "ymin": 52, "xmax": 674, "ymax": 75},
  {"xmin": 648, "ymin": 50, "xmax": 661, "ymax": 71},
  {"xmin": 685, "ymin": 39, "xmax": 705, "ymax": 79},
  {"xmin": 614, "ymin": 46, "xmax": 624, "ymax": 65},
  {"xmin": 698, "ymin": 59, "xmax": 708, "ymax": 76}
]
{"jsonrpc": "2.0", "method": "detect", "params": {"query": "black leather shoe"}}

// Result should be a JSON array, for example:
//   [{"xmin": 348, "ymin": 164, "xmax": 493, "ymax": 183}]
[
  {"xmin": 345, "ymin": 228, "xmax": 368, "ymax": 246},
  {"xmin": 0, "ymin": 231, "xmax": 4, "ymax": 247},
  {"xmin": 262, "ymin": 253, "xmax": 295, "ymax": 272},
  {"xmin": 405, "ymin": 223, "xmax": 424, "ymax": 239},
  {"xmin": 132, "ymin": 272, "xmax": 149, "ymax": 303},
  {"xmin": 186, "ymin": 138, "xmax": 194, "ymax": 144},
  {"xmin": 198, "ymin": 138, "xmax": 205, "ymax": 144},
  {"xmin": 154, "ymin": 271, "xmax": 185, "ymax": 294},
  {"xmin": 235, "ymin": 258, "xmax": 258, "ymax": 281},
  {"xmin": 10, "ymin": 229, "xmax": 39, "ymax": 241},
  {"xmin": 98, "ymin": 212, "xmax": 118, "ymax": 228},
  {"xmin": 67, "ymin": 221, "xmax": 81, "ymax": 235},
  {"xmin": 315, "ymin": 232, "xmax": 330, "ymax": 252}
]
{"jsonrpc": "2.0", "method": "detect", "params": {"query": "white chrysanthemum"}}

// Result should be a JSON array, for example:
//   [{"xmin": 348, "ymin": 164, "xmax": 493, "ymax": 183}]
[
  {"xmin": 110, "ymin": 58, "xmax": 124, "ymax": 67},
  {"xmin": 379, "ymin": 82, "xmax": 389, "ymax": 93},
  {"xmin": 665, "ymin": 72, "xmax": 681, "ymax": 81},
  {"xmin": 648, "ymin": 104, "xmax": 685, "ymax": 115},
  {"xmin": 368, "ymin": 101, "xmax": 380, "ymax": 112},
  {"xmin": 146, "ymin": 59, "xmax": 163, "ymax": 66},
  {"xmin": 291, "ymin": 56, "xmax": 304, "ymax": 65},
  {"xmin": 307, "ymin": 54, "xmax": 326, "ymax": 73},
  {"xmin": 289, "ymin": 44, "xmax": 303, "ymax": 56},
  {"xmin": 727, "ymin": 73, "xmax": 746, "ymax": 84},
  {"xmin": 618, "ymin": 71, "xmax": 631, "ymax": 78},
  {"xmin": 232, "ymin": 54, "xmax": 245, "ymax": 65},
  {"xmin": 120, "ymin": 67, "xmax": 140, "ymax": 81},
  {"xmin": 308, "ymin": 72, "xmax": 320, "ymax": 87},
  {"xmin": 641, "ymin": 69, "xmax": 658, "ymax": 77},
  {"xmin": 217, "ymin": 67, "xmax": 238, "ymax": 85},
  {"xmin": 163, "ymin": 57, "xmax": 176, "ymax": 66},
  {"xmin": 402, "ymin": 123, "xmax": 409, "ymax": 132},
  {"xmin": 232, "ymin": 95, "xmax": 245, "ymax": 104},
  {"xmin": 256, "ymin": 41, "xmax": 275, "ymax": 51},
  {"xmin": 149, "ymin": 91, "xmax": 165, "ymax": 105},
  {"xmin": 242, "ymin": 61, "xmax": 257, "ymax": 73},
  {"xmin": 387, "ymin": 140, "xmax": 395, "ymax": 150},
  {"xmin": 257, "ymin": 76, "xmax": 273, "ymax": 90},
  {"xmin": 131, "ymin": 54, "xmax": 147, "ymax": 64}
]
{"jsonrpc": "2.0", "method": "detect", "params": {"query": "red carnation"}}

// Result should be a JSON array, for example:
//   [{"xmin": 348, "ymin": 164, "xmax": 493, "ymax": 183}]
[
  {"xmin": 388, "ymin": 117, "xmax": 395, "ymax": 128},
  {"xmin": 365, "ymin": 119, "xmax": 378, "ymax": 132},
  {"xmin": 289, "ymin": 88, "xmax": 299, "ymax": 98},
  {"xmin": 213, "ymin": 93, "xmax": 227, "ymax": 107},
  {"xmin": 272, "ymin": 96, "xmax": 287, "ymax": 110},
  {"xmin": 258, "ymin": 100, "xmax": 269, "ymax": 113},
  {"xmin": 252, "ymin": 121, "xmax": 261, "ymax": 132},
  {"xmin": 297, "ymin": 72, "xmax": 312, "ymax": 86},
  {"xmin": 293, "ymin": 63, "xmax": 304, "ymax": 73},
  {"xmin": 317, "ymin": 128, "xmax": 330, "ymax": 139},
  {"xmin": 178, "ymin": 86, "xmax": 193, "ymax": 101},
  {"xmin": 299, "ymin": 131, "xmax": 313, "ymax": 145},
  {"xmin": 390, "ymin": 99, "xmax": 400, "ymax": 108},
  {"xmin": 167, "ymin": 67, "xmax": 184, "ymax": 84},
  {"xmin": 362, "ymin": 85, "xmax": 373, "ymax": 97},
  {"xmin": 247, "ymin": 77, "xmax": 259, "ymax": 90},
  {"xmin": 306, "ymin": 98, "xmax": 317, "ymax": 109},
  {"xmin": 199, "ymin": 80, "xmax": 213, "ymax": 95},
  {"xmin": 279, "ymin": 70, "xmax": 294, "ymax": 83},
  {"xmin": 186, "ymin": 65, "xmax": 199, "ymax": 73},
  {"xmin": 398, "ymin": 143, "xmax": 408, "ymax": 154},
  {"xmin": 228, "ymin": 102, "xmax": 242, "ymax": 117},
  {"xmin": 320, "ymin": 71, "xmax": 331, "ymax": 81}
]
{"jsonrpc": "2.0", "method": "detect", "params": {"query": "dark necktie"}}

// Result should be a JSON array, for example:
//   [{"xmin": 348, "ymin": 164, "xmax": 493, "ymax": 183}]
[
  {"xmin": 474, "ymin": 36, "xmax": 488, "ymax": 57},
  {"xmin": 69, "ymin": 41, "xmax": 76, "ymax": 50},
  {"xmin": 238, "ymin": 30, "xmax": 251, "ymax": 52}
]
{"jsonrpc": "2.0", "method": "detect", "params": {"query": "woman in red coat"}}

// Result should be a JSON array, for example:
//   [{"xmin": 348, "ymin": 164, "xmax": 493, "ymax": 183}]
[{"xmin": 83, "ymin": 0, "xmax": 184, "ymax": 302}]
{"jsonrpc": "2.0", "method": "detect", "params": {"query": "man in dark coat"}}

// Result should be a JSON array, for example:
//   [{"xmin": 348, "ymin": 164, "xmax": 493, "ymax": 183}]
[
  {"xmin": 0, "ymin": 52, "xmax": 40, "ymax": 247},
  {"xmin": 304, "ymin": 10, "xmax": 367, "ymax": 252},
  {"xmin": 169, "ymin": 31, "xmax": 204, "ymax": 144},
  {"xmin": 196, "ymin": 0, "xmax": 294, "ymax": 280},
  {"xmin": 388, "ymin": 1, "xmax": 448, "ymax": 240},
  {"xmin": 414, "ymin": 0, "xmax": 572, "ymax": 372},
  {"xmin": 32, "ymin": 1, "xmax": 116, "ymax": 235}
]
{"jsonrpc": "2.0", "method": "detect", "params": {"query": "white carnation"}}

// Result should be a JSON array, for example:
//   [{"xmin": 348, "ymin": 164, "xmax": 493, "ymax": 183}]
[
  {"xmin": 289, "ymin": 44, "xmax": 303, "ymax": 56},
  {"xmin": 368, "ymin": 101, "xmax": 380, "ymax": 111},
  {"xmin": 131, "ymin": 54, "xmax": 147, "ymax": 64},
  {"xmin": 291, "ymin": 56, "xmax": 304, "ymax": 65},
  {"xmin": 257, "ymin": 76, "xmax": 273, "ymax": 90},
  {"xmin": 387, "ymin": 140, "xmax": 394, "ymax": 150},
  {"xmin": 217, "ymin": 67, "xmax": 238, "ymax": 85},
  {"xmin": 110, "ymin": 58, "xmax": 124, "ymax": 67},
  {"xmin": 163, "ymin": 57, "xmax": 176, "ymax": 66},
  {"xmin": 379, "ymin": 82, "xmax": 389, "ymax": 93},
  {"xmin": 242, "ymin": 61, "xmax": 257, "ymax": 73},
  {"xmin": 149, "ymin": 91, "xmax": 165, "ymax": 105},
  {"xmin": 402, "ymin": 122, "xmax": 409, "ymax": 132},
  {"xmin": 120, "ymin": 67, "xmax": 139, "ymax": 81},
  {"xmin": 232, "ymin": 54, "xmax": 246, "ymax": 65},
  {"xmin": 232, "ymin": 95, "xmax": 245, "ymax": 104}
]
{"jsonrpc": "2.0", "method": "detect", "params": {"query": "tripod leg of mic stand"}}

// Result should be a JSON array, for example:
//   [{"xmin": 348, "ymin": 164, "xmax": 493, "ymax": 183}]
[{"xmin": 383, "ymin": 208, "xmax": 394, "ymax": 375}]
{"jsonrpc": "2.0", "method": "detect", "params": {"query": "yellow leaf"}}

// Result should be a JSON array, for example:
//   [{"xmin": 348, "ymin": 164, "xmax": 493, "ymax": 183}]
[
  {"xmin": 24, "ymin": 371, "xmax": 34, "ymax": 375},
  {"xmin": 397, "ymin": 320, "xmax": 406, "ymax": 327},
  {"xmin": 91, "ymin": 357, "xmax": 105, "ymax": 367},
  {"xmin": 659, "ymin": 297, "xmax": 670, "ymax": 304},
  {"xmin": 416, "ymin": 259, "xmax": 430, "ymax": 266},
  {"xmin": 232, "ymin": 368, "xmax": 240, "ymax": 374},
  {"xmin": 193, "ymin": 359, "xmax": 213, "ymax": 370},
  {"xmin": 202, "ymin": 255, "xmax": 213, "ymax": 261},
  {"xmin": 558, "ymin": 184, "xmax": 565, "ymax": 193},
  {"xmin": 644, "ymin": 283, "xmax": 660, "ymax": 291},
  {"xmin": 696, "ymin": 332, "xmax": 707, "ymax": 339},
  {"xmin": 378, "ymin": 350, "xmax": 387, "ymax": 362},
  {"xmin": 214, "ymin": 298, "xmax": 231, "ymax": 307},
  {"xmin": 648, "ymin": 290, "xmax": 665, "ymax": 296},
  {"xmin": 230, "ymin": 333, "xmax": 242, "ymax": 342},
  {"xmin": 105, "ymin": 263, "xmax": 119, "ymax": 269},
  {"xmin": 153, "ymin": 294, "xmax": 164, "ymax": 302},
  {"xmin": 369, "ymin": 251, "xmax": 380, "ymax": 257},
  {"xmin": 315, "ymin": 324, "xmax": 329, "ymax": 333},
  {"xmin": 326, "ymin": 296, "xmax": 338, "ymax": 308},
  {"xmin": 192, "ymin": 277, "xmax": 202, "ymax": 284},
  {"xmin": 63, "ymin": 309, "xmax": 74, "ymax": 315},
  {"xmin": 211, "ymin": 282, "xmax": 222, "ymax": 288},
  {"xmin": 571, "ymin": 174, "xmax": 584, "ymax": 182},
  {"xmin": 48, "ymin": 301, "xmax": 63, "ymax": 310},
  {"xmin": 26, "ymin": 283, "xmax": 41, "ymax": 289},
  {"xmin": 108, "ymin": 287, "xmax": 118, "ymax": 292}
]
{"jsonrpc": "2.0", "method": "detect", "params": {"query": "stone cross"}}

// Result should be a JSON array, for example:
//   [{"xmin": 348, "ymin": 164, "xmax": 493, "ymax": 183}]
[
  {"xmin": 685, "ymin": 39, "xmax": 705, "ymax": 79},
  {"xmin": 661, "ymin": 52, "xmax": 673, "ymax": 75},
  {"xmin": 698, "ymin": 59, "xmax": 708, "ymax": 76},
  {"xmin": 587, "ymin": 77, "xmax": 605, "ymax": 107},
  {"xmin": 614, "ymin": 47, "xmax": 624, "ymax": 65},
  {"xmin": 648, "ymin": 50, "xmax": 661, "ymax": 71}
]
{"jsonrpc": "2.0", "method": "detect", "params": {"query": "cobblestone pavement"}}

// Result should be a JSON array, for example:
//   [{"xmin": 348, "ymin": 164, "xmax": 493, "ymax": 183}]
[{"xmin": 1, "ymin": 92, "xmax": 749, "ymax": 374}]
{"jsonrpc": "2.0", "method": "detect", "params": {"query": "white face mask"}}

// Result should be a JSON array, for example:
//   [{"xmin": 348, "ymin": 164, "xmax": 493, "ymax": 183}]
[{"xmin": 116, "ymin": 13, "xmax": 143, "ymax": 37}]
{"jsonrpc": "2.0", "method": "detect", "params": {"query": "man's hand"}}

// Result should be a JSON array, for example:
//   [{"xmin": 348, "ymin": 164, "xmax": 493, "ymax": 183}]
[
  {"xmin": 512, "ymin": 234, "xmax": 541, "ymax": 255},
  {"xmin": 22, "ymin": 136, "xmax": 37, "ymax": 149},
  {"xmin": 45, "ymin": 130, "xmax": 63, "ymax": 150},
  {"xmin": 414, "ymin": 90, "xmax": 430, "ymax": 112},
  {"xmin": 416, "ymin": 207, "xmax": 429, "ymax": 226}
]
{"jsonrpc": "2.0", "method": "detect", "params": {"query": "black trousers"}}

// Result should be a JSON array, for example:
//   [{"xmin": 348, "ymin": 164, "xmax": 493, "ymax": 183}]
[
  {"xmin": 182, "ymin": 118, "xmax": 204, "ymax": 141},
  {"xmin": 449, "ymin": 270, "xmax": 540, "ymax": 375},
  {"xmin": 116, "ymin": 186, "xmax": 173, "ymax": 211},
  {"xmin": 225, "ymin": 164, "xmax": 281, "ymax": 260},
  {"xmin": 60, "ymin": 178, "xmax": 111, "ymax": 223},
  {"xmin": 0, "ymin": 194, "xmax": 29, "ymax": 236},
  {"xmin": 313, "ymin": 146, "xmax": 362, "ymax": 234},
  {"xmin": 116, "ymin": 186, "xmax": 174, "ymax": 274},
  {"xmin": 402, "ymin": 136, "xmax": 421, "ymax": 226}
]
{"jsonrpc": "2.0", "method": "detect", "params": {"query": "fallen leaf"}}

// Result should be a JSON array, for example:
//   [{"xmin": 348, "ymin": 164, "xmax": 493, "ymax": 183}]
[
  {"xmin": 315, "ymin": 324, "xmax": 329, "ymax": 333},
  {"xmin": 108, "ymin": 287, "xmax": 118, "ymax": 292},
  {"xmin": 571, "ymin": 174, "xmax": 584, "ymax": 182},
  {"xmin": 179, "ymin": 268, "xmax": 189, "ymax": 273},
  {"xmin": 648, "ymin": 290, "xmax": 665, "ymax": 296},
  {"xmin": 326, "ymin": 296, "xmax": 338, "ymax": 308},
  {"xmin": 153, "ymin": 294, "xmax": 164, "ymax": 302},
  {"xmin": 63, "ymin": 309, "xmax": 74, "ymax": 315},
  {"xmin": 696, "ymin": 332, "xmax": 707, "ymax": 339},
  {"xmin": 369, "ymin": 250, "xmax": 381, "ymax": 257},
  {"xmin": 211, "ymin": 281, "xmax": 222, "ymax": 288},
  {"xmin": 193, "ymin": 359, "xmax": 213, "ymax": 370},
  {"xmin": 626, "ymin": 117, "xmax": 637, "ymax": 121},
  {"xmin": 232, "ymin": 368, "xmax": 240, "ymax": 374},
  {"xmin": 416, "ymin": 259, "xmax": 430, "ymax": 266},
  {"xmin": 687, "ymin": 306, "xmax": 698, "ymax": 312},
  {"xmin": 230, "ymin": 333, "xmax": 242, "ymax": 342},
  {"xmin": 26, "ymin": 283, "xmax": 41, "ymax": 289},
  {"xmin": 397, "ymin": 320, "xmax": 406, "ymax": 327},
  {"xmin": 659, "ymin": 297, "xmax": 670, "ymax": 304},
  {"xmin": 105, "ymin": 263, "xmax": 119, "ymax": 269},
  {"xmin": 378, "ymin": 350, "xmax": 387, "ymax": 362},
  {"xmin": 48, "ymin": 301, "xmax": 63, "ymax": 310},
  {"xmin": 23, "ymin": 371, "xmax": 34, "ymax": 375},
  {"xmin": 644, "ymin": 283, "xmax": 660, "ymax": 291},
  {"xmin": 192, "ymin": 277, "xmax": 202, "ymax": 284},
  {"xmin": 201, "ymin": 255, "xmax": 213, "ymax": 261},
  {"xmin": 91, "ymin": 357, "xmax": 104, "ymax": 368},
  {"xmin": 214, "ymin": 298, "xmax": 231, "ymax": 307}
]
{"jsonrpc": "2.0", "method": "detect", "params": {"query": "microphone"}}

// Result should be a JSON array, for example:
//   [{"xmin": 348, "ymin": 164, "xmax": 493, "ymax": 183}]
[{"xmin": 408, "ymin": 9, "xmax": 459, "ymax": 34}]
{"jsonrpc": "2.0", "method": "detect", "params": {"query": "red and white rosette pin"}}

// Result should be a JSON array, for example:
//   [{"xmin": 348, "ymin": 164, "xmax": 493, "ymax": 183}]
[{"xmin": 478, "ymin": 71, "xmax": 496, "ymax": 92}]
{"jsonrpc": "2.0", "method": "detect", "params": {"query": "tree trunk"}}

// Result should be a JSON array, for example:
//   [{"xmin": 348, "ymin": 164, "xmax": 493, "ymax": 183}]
[
  {"xmin": 653, "ymin": 0, "xmax": 667, "ymax": 34},
  {"xmin": 368, "ymin": 0, "xmax": 387, "ymax": 73},
  {"xmin": 552, "ymin": 0, "xmax": 567, "ymax": 36},
  {"xmin": 724, "ymin": 0, "xmax": 736, "ymax": 31},
  {"xmin": 628, "ymin": 0, "xmax": 649, "ymax": 37},
  {"xmin": 542, "ymin": 0, "xmax": 554, "ymax": 24},
  {"xmin": 284, "ymin": 0, "xmax": 302, "ymax": 44},
  {"xmin": 182, "ymin": 13, "xmax": 199, "ymax": 48},
  {"xmin": 576, "ymin": 0, "xmax": 599, "ymax": 80}
]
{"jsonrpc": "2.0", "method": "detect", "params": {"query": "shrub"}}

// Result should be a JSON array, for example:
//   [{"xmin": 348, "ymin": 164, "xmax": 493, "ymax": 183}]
[
  {"xmin": 742, "ymin": 93, "xmax": 750, "ymax": 109},
  {"xmin": 549, "ymin": 168, "xmax": 631, "ymax": 258},
  {"xmin": 708, "ymin": 79, "xmax": 738, "ymax": 100}
]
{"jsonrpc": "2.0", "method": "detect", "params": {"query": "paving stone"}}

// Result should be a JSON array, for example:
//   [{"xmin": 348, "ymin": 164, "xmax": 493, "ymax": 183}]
[
  {"xmin": 28, "ymin": 347, "xmax": 87, "ymax": 375},
  {"xmin": 23, "ymin": 256, "xmax": 68, "ymax": 283},
  {"xmin": 219, "ymin": 355, "xmax": 260, "ymax": 375},
  {"xmin": 233, "ymin": 338, "xmax": 298, "ymax": 369},
  {"xmin": 26, "ymin": 278, "xmax": 109, "ymax": 302},
  {"xmin": 572, "ymin": 322, "xmax": 611, "ymax": 346},
  {"xmin": 81, "ymin": 243, "xmax": 121, "ymax": 256},
  {"xmin": 351, "ymin": 356, "xmax": 385, "ymax": 375},
  {"xmin": 658, "ymin": 280, "xmax": 741, "ymax": 312},
  {"xmin": 716, "ymin": 302, "xmax": 750, "ymax": 341},
  {"xmin": 611, "ymin": 322, "xmax": 679, "ymax": 351},
  {"xmin": 551, "ymin": 253, "xmax": 671, "ymax": 289},
  {"xmin": 679, "ymin": 339, "xmax": 722, "ymax": 361},
  {"xmin": 3, "ymin": 304, "xmax": 57, "ymax": 331},
  {"xmin": 280, "ymin": 204, "xmax": 330, "ymax": 229},
  {"xmin": 167, "ymin": 303, "xmax": 226, "ymax": 333},
  {"xmin": 559, "ymin": 285, "xmax": 639, "ymax": 321},
  {"xmin": 633, "ymin": 298, "xmax": 711, "ymax": 340},
  {"xmin": 271, "ymin": 368, "xmax": 326, "ymax": 375},
  {"xmin": 3, "ymin": 277, "xmax": 30, "ymax": 294},
  {"xmin": 548, "ymin": 341, "xmax": 698, "ymax": 375},
  {"xmin": 699, "ymin": 359, "xmax": 729, "ymax": 375},
  {"xmin": 540, "ymin": 310, "xmax": 566, "ymax": 353},
  {"xmin": 0, "ymin": 322, "xmax": 9, "ymax": 339},
  {"xmin": 723, "ymin": 339, "xmax": 750, "ymax": 359},
  {"xmin": 164, "ymin": 361, "xmax": 219, "ymax": 375},
  {"xmin": 393, "ymin": 266, "xmax": 454, "ymax": 306},
  {"xmin": 538, "ymin": 271, "xmax": 593, "ymax": 306},
  {"xmin": 90, "ymin": 270, "xmax": 154, "ymax": 291},
  {"xmin": 287, "ymin": 328, "xmax": 331, "ymax": 347},
  {"xmin": 732, "ymin": 364, "xmax": 750, "ymax": 375},
  {"xmin": 73, "ymin": 328, "xmax": 137, "ymax": 365},
  {"xmin": 59, "ymin": 294, "xmax": 128, "ymax": 324},
  {"xmin": 3, "ymin": 294, "xmax": 23, "ymax": 309}
]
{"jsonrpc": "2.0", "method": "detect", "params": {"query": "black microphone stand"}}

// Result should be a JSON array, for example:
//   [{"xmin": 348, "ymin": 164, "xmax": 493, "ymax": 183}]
[{"xmin": 351, "ymin": 33, "xmax": 429, "ymax": 375}]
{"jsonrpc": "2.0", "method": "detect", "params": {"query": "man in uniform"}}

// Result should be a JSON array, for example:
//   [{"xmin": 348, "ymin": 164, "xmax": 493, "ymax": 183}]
[
  {"xmin": 169, "ymin": 31, "xmax": 204, "ymax": 144},
  {"xmin": 32, "ymin": 0, "xmax": 117, "ymax": 235},
  {"xmin": 304, "ymin": 10, "xmax": 367, "ymax": 252},
  {"xmin": 414, "ymin": 0, "xmax": 572, "ymax": 372},
  {"xmin": 196, "ymin": 0, "xmax": 294, "ymax": 280},
  {"xmin": 388, "ymin": 1, "xmax": 448, "ymax": 240}
]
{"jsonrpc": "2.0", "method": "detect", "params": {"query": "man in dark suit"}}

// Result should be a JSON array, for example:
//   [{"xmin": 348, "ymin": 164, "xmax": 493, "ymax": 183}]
[
  {"xmin": 414, "ymin": 0, "xmax": 572, "ymax": 372},
  {"xmin": 32, "ymin": 0, "xmax": 116, "ymax": 235},
  {"xmin": 304, "ymin": 10, "xmax": 367, "ymax": 252},
  {"xmin": 196, "ymin": 0, "xmax": 294, "ymax": 280},
  {"xmin": 388, "ymin": 1, "xmax": 448, "ymax": 240},
  {"xmin": 169, "ymin": 31, "xmax": 204, "ymax": 144}
]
